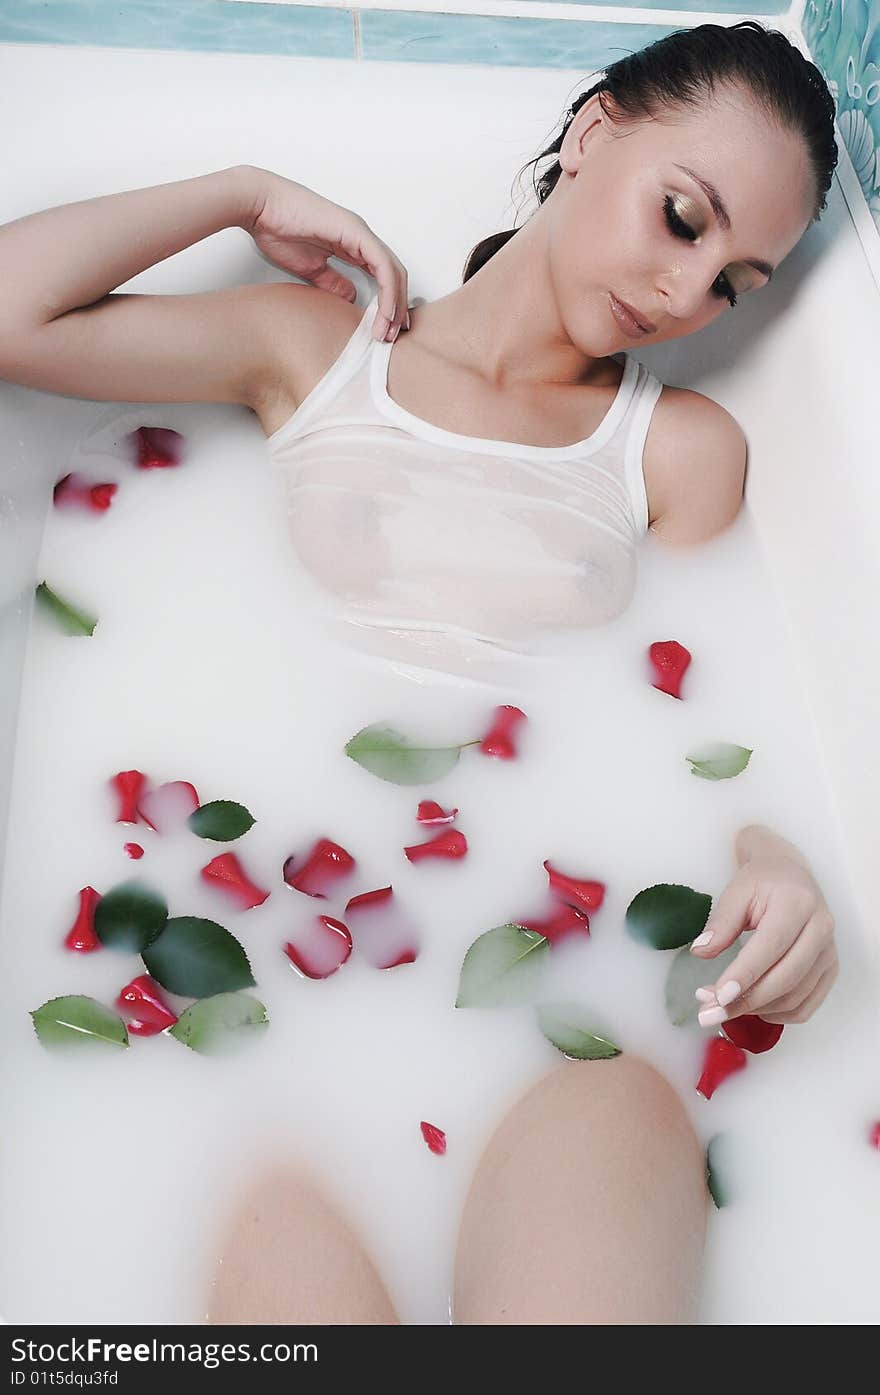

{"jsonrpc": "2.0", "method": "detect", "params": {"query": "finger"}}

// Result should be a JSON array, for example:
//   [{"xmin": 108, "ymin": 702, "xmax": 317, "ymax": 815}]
[
  {"xmin": 757, "ymin": 946, "xmax": 836, "ymax": 1016},
  {"xmin": 730, "ymin": 943, "xmax": 842, "ymax": 1021},
  {"xmin": 701, "ymin": 896, "xmax": 811, "ymax": 1010},
  {"xmin": 758, "ymin": 962, "xmax": 838, "ymax": 1025},
  {"xmin": 308, "ymin": 264, "xmax": 358, "ymax": 301},
  {"xmin": 357, "ymin": 239, "xmax": 408, "ymax": 341},
  {"xmin": 689, "ymin": 869, "xmax": 757, "ymax": 957},
  {"xmin": 722, "ymin": 914, "xmax": 832, "ymax": 1018}
]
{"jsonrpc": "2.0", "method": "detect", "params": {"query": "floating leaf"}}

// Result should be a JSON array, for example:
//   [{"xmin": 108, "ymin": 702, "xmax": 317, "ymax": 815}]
[
  {"xmin": 665, "ymin": 942, "xmax": 741, "ymax": 1026},
  {"xmin": 625, "ymin": 884, "xmax": 712, "ymax": 951},
  {"xmin": 142, "ymin": 916, "xmax": 255, "ymax": 997},
  {"xmin": 685, "ymin": 742, "xmax": 753, "ymax": 781},
  {"xmin": 537, "ymin": 1001, "xmax": 621, "ymax": 1059},
  {"xmin": 456, "ymin": 924, "xmax": 549, "ymax": 1008},
  {"xmin": 345, "ymin": 723, "xmax": 464, "ymax": 786},
  {"xmin": 169, "ymin": 992, "xmax": 268, "ymax": 1054},
  {"xmin": 94, "ymin": 880, "xmax": 168, "ymax": 952},
  {"xmin": 188, "ymin": 800, "xmax": 255, "ymax": 841},
  {"xmin": 35, "ymin": 581, "xmax": 97, "ymax": 637},
  {"xmin": 706, "ymin": 1134, "xmax": 734, "ymax": 1209},
  {"xmin": 31, "ymin": 995, "xmax": 128, "ymax": 1050}
]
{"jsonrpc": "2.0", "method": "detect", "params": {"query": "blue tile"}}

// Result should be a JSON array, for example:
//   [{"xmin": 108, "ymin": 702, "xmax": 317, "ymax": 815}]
[
  {"xmin": 525, "ymin": 0, "xmax": 786, "ymax": 10},
  {"xmin": 360, "ymin": 12, "xmax": 680, "ymax": 71},
  {"xmin": 0, "ymin": 1, "xmax": 356, "ymax": 59}
]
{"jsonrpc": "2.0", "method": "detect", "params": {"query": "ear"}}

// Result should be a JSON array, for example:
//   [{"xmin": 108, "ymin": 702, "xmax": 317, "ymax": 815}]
[{"xmin": 558, "ymin": 92, "xmax": 607, "ymax": 176}]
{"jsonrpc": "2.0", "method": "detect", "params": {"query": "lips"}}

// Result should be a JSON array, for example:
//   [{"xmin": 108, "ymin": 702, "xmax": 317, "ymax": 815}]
[{"xmin": 609, "ymin": 293, "xmax": 656, "ymax": 335}]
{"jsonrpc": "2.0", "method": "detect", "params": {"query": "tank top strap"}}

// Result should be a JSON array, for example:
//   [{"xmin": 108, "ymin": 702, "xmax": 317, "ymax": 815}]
[{"xmin": 264, "ymin": 294, "xmax": 381, "ymax": 452}]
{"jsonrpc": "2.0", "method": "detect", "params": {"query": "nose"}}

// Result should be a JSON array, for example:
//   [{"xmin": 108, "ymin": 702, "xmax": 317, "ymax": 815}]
[{"xmin": 656, "ymin": 258, "xmax": 720, "ymax": 322}]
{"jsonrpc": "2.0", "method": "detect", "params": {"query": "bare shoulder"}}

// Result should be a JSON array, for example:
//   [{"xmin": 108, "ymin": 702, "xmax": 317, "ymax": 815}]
[
  {"xmin": 247, "ymin": 283, "xmax": 364, "ymax": 437},
  {"xmin": 643, "ymin": 383, "xmax": 748, "ymax": 546}
]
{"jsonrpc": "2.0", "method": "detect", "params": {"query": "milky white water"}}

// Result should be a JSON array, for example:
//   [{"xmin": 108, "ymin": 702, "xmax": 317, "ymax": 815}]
[{"xmin": 0, "ymin": 396, "xmax": 878, "ymax": 1325}]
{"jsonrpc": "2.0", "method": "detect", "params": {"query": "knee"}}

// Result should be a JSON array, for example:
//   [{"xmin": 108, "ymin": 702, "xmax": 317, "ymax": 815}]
[{"xmin": 523, "ymin": 1053, "xmax": 705, "ymax": 1175}]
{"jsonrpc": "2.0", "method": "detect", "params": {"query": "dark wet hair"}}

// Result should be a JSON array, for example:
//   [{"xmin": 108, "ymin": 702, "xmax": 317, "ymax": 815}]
[{"xmin": 462, "ymin": 20, "xmax": 838, "ymax": 281}]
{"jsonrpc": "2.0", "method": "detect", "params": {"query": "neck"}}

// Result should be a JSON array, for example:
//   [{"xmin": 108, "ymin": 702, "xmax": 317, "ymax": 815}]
[{"xmin": 410, "ymin": 210, "xmax": 618, "ymax": 391}]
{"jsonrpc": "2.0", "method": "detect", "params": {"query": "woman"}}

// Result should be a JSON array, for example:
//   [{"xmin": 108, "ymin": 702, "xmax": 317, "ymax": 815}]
[{"xmin": 0, "ymin": 21, "xmax": 839, "ymax": 1322}]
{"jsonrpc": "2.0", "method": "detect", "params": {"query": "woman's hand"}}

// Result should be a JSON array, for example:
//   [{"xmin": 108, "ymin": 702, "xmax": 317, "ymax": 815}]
[
  {"xmin": 240, "ymin": 166, "xmax": 409, "ymax": 343},
  {"xmin": 690, "ymin": 824, "xmax": 838, "ymax": 1027}
]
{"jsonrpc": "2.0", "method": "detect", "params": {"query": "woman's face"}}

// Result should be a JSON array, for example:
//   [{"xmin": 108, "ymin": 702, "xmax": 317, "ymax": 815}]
[{"xmin": 548, "ymin": 84, "xmax": 817, "ymax": 351}]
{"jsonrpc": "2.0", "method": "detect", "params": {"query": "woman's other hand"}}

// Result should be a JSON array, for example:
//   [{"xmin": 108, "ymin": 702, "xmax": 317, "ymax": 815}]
[
  {"xmin": 240, "ymin": 166, "xmax": 409, "ymax": 342},
  {"xmin": 690, "ymin": 824, "xmax": 838, "ymax": 1027}
]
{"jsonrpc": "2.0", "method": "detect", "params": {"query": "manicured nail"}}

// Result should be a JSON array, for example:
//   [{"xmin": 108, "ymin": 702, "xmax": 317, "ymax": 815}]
[
  {"xmin": 390, "ymin": 324, "xmax": 400, "ymax": 341},
  {"xmin": 405, "ymin": 311, "xmax": 411, "ymax": 331},
  {"xmin": 694, "ymin": 987, "xmax": 716, "ymax": 1003},
  {"xmin": 691, "ymin": 931, "xmax": 714, "ymax": 949},
  {"xmin": 716, "ymin": 980, "xmax": 741, "ymax": 1007},
  {"xmin": 698, "ymin": 1005, "xmax": 727, "ymax": 1028}
]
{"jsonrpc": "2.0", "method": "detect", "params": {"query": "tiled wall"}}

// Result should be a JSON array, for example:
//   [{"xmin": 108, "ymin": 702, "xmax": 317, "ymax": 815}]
[
  {"xmin": 0, "ymin": 0, "xmax": 787, "ymax": 69},
  {"xmin": 803, "ymin": 0, "xmax": 880, "ymax": 237}
]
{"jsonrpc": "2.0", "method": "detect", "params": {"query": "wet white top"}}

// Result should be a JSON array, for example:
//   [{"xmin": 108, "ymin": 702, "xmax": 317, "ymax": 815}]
[{"xmin": 265, "ymin": 294, "xmax": 664, "ymax": 682}]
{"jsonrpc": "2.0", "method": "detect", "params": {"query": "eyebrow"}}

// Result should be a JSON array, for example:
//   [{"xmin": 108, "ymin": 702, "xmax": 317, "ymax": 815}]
[{"xmin": 673, "ymin": 163, "xmax": 775, "ymax": 281}]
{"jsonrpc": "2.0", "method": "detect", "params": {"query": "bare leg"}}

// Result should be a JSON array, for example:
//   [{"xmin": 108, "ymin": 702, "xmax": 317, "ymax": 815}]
[
  {"xmin": 206, "ymin": 1168, "xmax": 400, "ymax": 1325},
  {"xmin": 453, "ymin": 1054, "xmax": 709, "ymax": 1325}
]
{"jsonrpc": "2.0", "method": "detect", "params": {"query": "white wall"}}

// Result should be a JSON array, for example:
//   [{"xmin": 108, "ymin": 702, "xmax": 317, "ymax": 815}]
[{"xmin": 1, "ymin": 40, "xmax": 878, "ymax": 927}]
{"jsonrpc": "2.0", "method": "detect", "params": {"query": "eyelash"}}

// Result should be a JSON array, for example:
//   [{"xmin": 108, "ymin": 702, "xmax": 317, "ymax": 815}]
[{"xmin": 663, "ymin": 194, "xmax": 738, "ymax": 309}]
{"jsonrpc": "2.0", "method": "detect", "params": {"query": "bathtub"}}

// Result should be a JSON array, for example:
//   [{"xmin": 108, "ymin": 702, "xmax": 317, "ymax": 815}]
[{"xmin": 2, "ymin": 17, "xmax": 879, "ymax": 1326}]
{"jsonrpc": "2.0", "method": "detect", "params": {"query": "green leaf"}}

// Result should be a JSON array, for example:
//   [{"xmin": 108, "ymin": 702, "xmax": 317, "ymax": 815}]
[
  {"xmin": 665, "ymin": 942, "xmax": 742, "ymax": 1026},
  {"xmin": 169, "ymin": 992, "xmax": 268, "ymax": 1054},
  {"xmin": 537, "ymin": 1001, "xmax": 621, "ymax": 1059},
  {"xmin": 345, "ymin": 723, "xmax": 463, "ymax": 786},
  {"xmin": 685, "ymin": 742, "xmax": 753, "ymax": 781},
  {"xmin": 35, "ymin": 581, "xmax": 97, "ymax": 637},
  {"xmin": 625, "ymin": 884, "xmax": 713, "ymax": 951},
  {"xmin": 31, "ymin": 995, "xmax": 128, "ymax": 1049},
  {"xmin": 94, "ymin": 881, "xmax": 168, "ymax": 952},
  {"xmin": 142, "ymin": 916, "xmax": 255, "ymax": 997},
  {"xmin": 188, "ymin": 800, "xmax": 255, "ymax": 842},
  {"xmin": 456, "ymin": 924, "xmax": 550, "ymax": 1008},
  {"xmin": 706, "ymin": 1134, "xmax": 733, "ymax": 1209}
]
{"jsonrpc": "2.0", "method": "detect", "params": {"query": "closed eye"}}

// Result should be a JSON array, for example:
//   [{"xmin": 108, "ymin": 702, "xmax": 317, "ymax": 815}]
[{"xmin": 663, "ymin": 194, "xmax": 737, "ymax": 309}]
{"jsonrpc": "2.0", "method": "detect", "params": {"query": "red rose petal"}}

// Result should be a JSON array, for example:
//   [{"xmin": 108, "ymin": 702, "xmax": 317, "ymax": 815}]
[
  {"xmin": 137, "ymin": 779, "xmax": 200, "ymax": 834},
  {"xmin": 543, "ymin": 859, "xmax": 606, "ymax": 913},
  {"xmin": 283, "ymin": 838, "xmax": 357, "ymax": 898},
  {"xmin": 345, "ymin": 886, "xmax": 420, "ymax": 969},
  {"xmin": 517, "ymin": 902, "xmax": 590, "ymax": 945},
  {"xmin": 345, "ymin": 886, "xmax": 393, "ymax": 913},
  {"xmin": 404, "ymin": 829, "xmax": 468, "ymax": 863},
  {"xmin": 285, "ymin": 915, "xmax": 352, "ymax": 979},
  {"xmin": 52, "ymin": 472, "xmax": 117, "ymax": 513},
  {"xmin": 200, "ymin": 852, "xmax": 270, "ymax": 910},
  {"xmin": 722, "ymin": 1015, "xmax": 784, "ymax": 1054},
  {"xmin": 416, "ymin": 800, "xmax": 459, "ymax": 826},
  {"xmin": 127, "ymin": 426, "xmax": 184, "ymax": 470},
  {"xmin": 63, "ymin": 886, "xmax": 101, "ymax": 952},
  {"xmin": 648, "ymin": 640, "xmax": 692, "ymax": 700},
  {"xmin": 869, "ymin": 1121, "xmax": 880, "ymax": 1151},
  {"xmin": 696, "ymin": 1036, "xmax": 747, "ymax": 1099},
  {"xmin": 420, "ymin": 1121, "xmax": 447, "ymax": 1155},
  {"xmin": 110, "ymin": 769, "xmax": 148, "ymax": 824},
  {"xmin": 478, "ymin": 705, "xmax": 527, "ymax": 759},
  {"xmin": 116, "ymin": 973, "xmax": 178, "ymax": 1031},
  {"xmin": 123, "ymin": 842, "xmax": 144, "ymax": 860}
]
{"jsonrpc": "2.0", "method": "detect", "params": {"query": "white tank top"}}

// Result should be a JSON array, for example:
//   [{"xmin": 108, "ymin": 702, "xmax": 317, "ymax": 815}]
[{"xmin": 265, "ymin": 294, "xmax": 664, "ymax": 684}]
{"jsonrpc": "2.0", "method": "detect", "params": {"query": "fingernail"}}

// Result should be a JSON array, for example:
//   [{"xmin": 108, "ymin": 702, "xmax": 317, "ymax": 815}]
[
  {"xmin": 694, "ymin": 987, "xmax": 716, "ymax": 1003},
  {"xmin": 691, "ymin": 931, "xmax": 714, "ymax": 950},
  {"xmin": 698, "ymin": 1005, "xmax": 727, "ymax": 1027},
  {"xmin": 389, "ymin": 324, "xmax": 400, "ymax": 342},
  {"xmin": 716, "ymin": 980, "xmax": 741, "ymax": 1007},
  {"xmin": 405, "ymin": 311, "xmax": 411, "ymax": 331}
]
